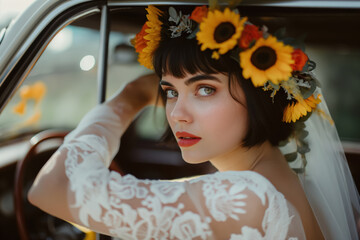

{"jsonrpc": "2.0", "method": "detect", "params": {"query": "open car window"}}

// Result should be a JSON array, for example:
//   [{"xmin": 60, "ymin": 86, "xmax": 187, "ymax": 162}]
[
  {"xmin": 1, "ymin": 4, "xmax": 360, "ymax": 143},
  {"xmin": 0, "ymin": 4, "xmax": 359, "ymax": 175},
  {"xmin": 230, "ymin": 5, "xmax": 360, "ymax": 143},
  {"xmin": 0, "ymin": 8, "xmax": 164, "ymax": 144},
  {"xmin": 0, "ymin": 24, "xmax": 100, "ymax": 141},
  {"xmin": 106, "ymin": 5, "xmax": 360, "ymax": 144}
]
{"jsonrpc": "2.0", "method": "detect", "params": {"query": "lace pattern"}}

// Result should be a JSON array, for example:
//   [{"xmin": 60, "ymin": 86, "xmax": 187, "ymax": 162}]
[{"xmin": 61, "ymin": 104, "xmax": 304, "ymax": 239}]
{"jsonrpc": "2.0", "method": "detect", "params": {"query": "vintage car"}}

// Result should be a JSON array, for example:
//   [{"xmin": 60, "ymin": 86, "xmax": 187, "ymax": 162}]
[{"xmin": 0, "ymin": 0, "xmax": 359, "ymax": 239}]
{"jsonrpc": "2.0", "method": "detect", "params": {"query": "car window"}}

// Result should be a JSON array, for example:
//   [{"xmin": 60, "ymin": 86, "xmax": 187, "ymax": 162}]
[
  {"xmin": 0, "ymin": 10, "xmax": 165, "ymax": 144},
  {"xmin": 0, "ymin": 5, "xmax": 359, "ymax": 144},
  {"xmin": 239, "ymin": 6, "xmax": 360, "ymax": 142},
  {"xmin": 0, "ymin": 24, "xmax": 101, "ymax": 140},
  {"xmin": 107, "ymin": 10, "xmax": 166, "ymax": 141},
  {"xmin": 308, "ymin": 45, "xmax": 360, "ymax": 142},
  {"xmin": 109, "ymin": 5, "xmax": 360, "ymax": 143},
  {"xmin": 0, "ymin": 0, "xmax": 35, "ymax": 29}
]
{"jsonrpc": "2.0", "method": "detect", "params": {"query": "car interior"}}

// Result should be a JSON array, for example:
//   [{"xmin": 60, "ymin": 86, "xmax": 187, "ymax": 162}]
[{"xmin": 0, "ymin": 2, "xmax": 359, "ymax": 239}]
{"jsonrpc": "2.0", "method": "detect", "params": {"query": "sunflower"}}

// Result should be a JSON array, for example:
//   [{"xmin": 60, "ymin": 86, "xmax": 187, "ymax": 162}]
[
  {"xmin": 133, "ymin": 5, "xmax": 163, "ymax": 69},
  {"xmin": 196, "ymin": 8, "xmax": 247, "ymax": 56},
  {"xmin": 240, "ymin": 36, "xmax": 294, "ymax": 87},
  {"xmin": 283, "ymin": 94, "xmax": 321, "ymax": 123}
]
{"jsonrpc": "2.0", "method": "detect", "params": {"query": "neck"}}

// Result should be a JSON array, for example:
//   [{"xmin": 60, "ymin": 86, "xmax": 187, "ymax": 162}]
[{"xmin": 210, "ymin": 141, "xmax": 280, "ymax": 172}]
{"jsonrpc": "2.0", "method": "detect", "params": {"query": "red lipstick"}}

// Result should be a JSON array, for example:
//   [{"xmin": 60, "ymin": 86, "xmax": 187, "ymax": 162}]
[{"xmin": 176, "ymin": 131, "xmax": 201, "ymax": 147}]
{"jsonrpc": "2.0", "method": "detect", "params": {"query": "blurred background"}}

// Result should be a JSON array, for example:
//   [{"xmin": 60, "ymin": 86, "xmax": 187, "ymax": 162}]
[
  {"xmin": 0, "ymin": 2, "xmax": 359, "ymax": 239},
  {"xmin": 0, "ymin": 1, "xmax": 360, "ymax": 144},
  {"xmin": 0, "ymin": 0, "xmax": 34, "ymax": 27}
]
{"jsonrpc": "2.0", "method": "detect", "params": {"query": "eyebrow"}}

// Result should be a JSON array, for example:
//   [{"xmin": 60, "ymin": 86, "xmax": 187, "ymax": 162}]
[{"xmin": 160, "ymin": 74, "xmax": 221, "ymax": 87}]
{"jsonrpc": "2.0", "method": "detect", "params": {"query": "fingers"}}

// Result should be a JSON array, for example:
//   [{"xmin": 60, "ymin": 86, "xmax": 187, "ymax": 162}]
[{"xmin": 132, "ymin": 73, "xmax": 161, "ymax": 106}]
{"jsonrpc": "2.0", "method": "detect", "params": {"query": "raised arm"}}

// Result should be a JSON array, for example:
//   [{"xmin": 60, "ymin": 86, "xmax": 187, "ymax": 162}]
[
  {"xmin": 28, "ymin": 73, "xmax": 304, "ymax": 239},
  {"xmin": 28, "ymin": 73, "xmax": 160, "ymax": 223}
]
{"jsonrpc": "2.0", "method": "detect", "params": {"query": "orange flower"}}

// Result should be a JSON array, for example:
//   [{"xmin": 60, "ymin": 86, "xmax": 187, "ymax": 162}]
[
  {"xmin": 190, "ymin": 6, "xmax": 208, "ymax": 23},
  {"xmin": 238, "ymin": 24, "xmax": 262, "ymax": 49},
  {"xmin": 132, "ymin": 5, "xmax": 163, "ymax": 69},
  {"xmin": 291, "ymin": 48, "xmax": 308, "ymax": 71},
  {"xmin": 132, "ymin": 23, "xmax": 149, "ymax": 53}
]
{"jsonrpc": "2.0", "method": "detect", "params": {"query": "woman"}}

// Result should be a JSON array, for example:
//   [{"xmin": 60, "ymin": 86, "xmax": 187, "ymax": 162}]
[{"xmin": 28, "ymin": 4, "xmax": 360, "ymax": 240}]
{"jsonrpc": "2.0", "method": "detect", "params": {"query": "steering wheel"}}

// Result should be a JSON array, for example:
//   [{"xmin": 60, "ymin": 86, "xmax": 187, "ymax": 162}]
[
  {"xmin": 13, "ymin": 130, "xmax": 84, "ymax": 240},
  {"xmin": 14, "ymin": 130, "xmax": 70, "ymax": 240},
  {"xmin": 14, "ymin": 129, "xmax": 120, "ymax": 240}
]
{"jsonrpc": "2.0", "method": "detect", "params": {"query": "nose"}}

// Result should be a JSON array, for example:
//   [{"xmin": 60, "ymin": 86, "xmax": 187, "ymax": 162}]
[{"xmin": 169, "ymin": 96, "xmax": 193, "ymax": 123}]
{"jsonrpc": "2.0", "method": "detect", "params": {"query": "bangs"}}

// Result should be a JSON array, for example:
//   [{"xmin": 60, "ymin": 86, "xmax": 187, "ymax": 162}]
[
  {"xmin": 152, "ymin": 34, "xmax": 294, "ymax": 148},
  {"xmin": 153, "ymin": 37, "xmax": 235, "ymax": 78}
]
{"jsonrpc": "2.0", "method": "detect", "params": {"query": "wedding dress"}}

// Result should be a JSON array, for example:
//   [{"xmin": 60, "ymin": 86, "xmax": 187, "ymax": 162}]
[{"xmin": 61, "ymin": 103, "xmax": 306, "ymax": 239}]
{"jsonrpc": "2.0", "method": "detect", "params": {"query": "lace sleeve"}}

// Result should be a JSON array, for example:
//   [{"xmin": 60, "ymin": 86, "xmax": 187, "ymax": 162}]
[{"xmin": 60, "ymin": 104, "xmax": 304, "ymax": 240}]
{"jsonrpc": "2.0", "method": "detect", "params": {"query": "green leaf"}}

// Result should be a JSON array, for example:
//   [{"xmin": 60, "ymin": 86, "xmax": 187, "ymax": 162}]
[
  {"xmin": 248, "ymin": 39, "xmax": 257, "ymax": 48},
  {"xmin": 297, "ymin": 136, "xmax": 308, "ymax": 146},
  {"xmin": 293, "ymin": 168, "xmax": 305, "ymax": 174},
  {"xmin": 230, "ymin": 48, "xmax": 241, "ymax": 64},
  {"xmin": 230, "ymin": 54, "xmax": 240, "ymax": 64},
  {"xmin": 307, "ymin": 60, "xmax": 317, "ymax": 72},
  {"xmin": 298, "ymin": 129, "xmax": 309, "ymax": 139},
  {"xmin": 274, "ymin": 27, "xmax": 287, "ymax": 39},
  {"xmin": 187, "ymin": 25, "xmax": 199, "ymax": 39},
  {"xmin": 233, "ymin": 8, "xmax": 240, "ymax": 15},
  {"xmin": 297, "ymin": 112, "xmax": 312, "ymax": 122},
  {"xmin": 300, "ymin": 78, "xmax": 317, "ymax": 99},
  {"xmin": 297, "ymin": 145, "xmax": 310, "ymax": 154},
  {"xmin": 285, "ymin": 152, "xmax": 298, "ymax": 162},
  {"xmin": 268, "ymin": 81, "xmax": 280, "ymax": 90},
  {"xmin": 282, "ymin": 35, "xmax": 307, "ymax": 50},
  {"xmin": 278, "ymin": 139, "xmax": 290, "ymax": 147},
  {"xmin": 295, "ymin": 121, "xmax": 306, "ymax": 130},
  {"xmin": 301, "ymin": 154, "xmax": 308, "ymax": 167}
]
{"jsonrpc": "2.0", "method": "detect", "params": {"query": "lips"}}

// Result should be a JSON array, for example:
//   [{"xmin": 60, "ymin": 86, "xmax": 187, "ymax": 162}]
[{"xmin": 175, "ymin": 131, "xmax": 202, "ymax": 147}]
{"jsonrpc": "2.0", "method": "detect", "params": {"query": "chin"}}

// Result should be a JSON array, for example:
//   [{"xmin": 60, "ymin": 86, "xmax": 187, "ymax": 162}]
[{"xmin": 181, "ymin": 152, "xmax": 209, "ymax": 164}]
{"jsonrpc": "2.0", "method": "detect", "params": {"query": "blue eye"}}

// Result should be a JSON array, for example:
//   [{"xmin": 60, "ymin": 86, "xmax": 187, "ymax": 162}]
[
  {"xmin": 166, "ymin": 89, "xmax": 178, "ymax": 99},
  {"xmin": 198, "ymin": 87, "xmax": 215, "ymax": 96}
]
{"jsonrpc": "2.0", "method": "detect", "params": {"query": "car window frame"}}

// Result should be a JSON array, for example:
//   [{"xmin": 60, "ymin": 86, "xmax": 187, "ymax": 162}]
[{"xmin": 0, "ymin": 1, "xmax": 101, "ymax": 113}]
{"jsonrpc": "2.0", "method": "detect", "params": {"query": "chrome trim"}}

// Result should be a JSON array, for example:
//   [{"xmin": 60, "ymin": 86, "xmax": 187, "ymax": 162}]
[
  {"xmin": 0, "ymin": 0, "xmax": 99, "ymax": 85},
  {"xmin": 98, "ymin": 3, "xmax": 110, "ymax": 104},
  {"xmin": 0, "ymin": 28, "xmax": 6, "ymax": 45},
  {"xmin": 343, "ymin": 141, "xmax": 360, "ymax": 155},
  {"xmin": 0, "ymin": 0, "xmax": 100, "ymax": 112}
]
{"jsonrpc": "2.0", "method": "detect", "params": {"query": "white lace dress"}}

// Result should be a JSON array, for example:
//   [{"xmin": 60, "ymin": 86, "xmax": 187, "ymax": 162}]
[{"xmin": 60, "ymin": 104, "xmax": 306, "ymax": 240}]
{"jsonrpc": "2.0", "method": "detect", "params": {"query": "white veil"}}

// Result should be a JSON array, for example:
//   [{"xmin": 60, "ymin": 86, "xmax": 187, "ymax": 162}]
[{"xmin": 282, "ymin": 89, "xmax": 360, "ymax": 239}]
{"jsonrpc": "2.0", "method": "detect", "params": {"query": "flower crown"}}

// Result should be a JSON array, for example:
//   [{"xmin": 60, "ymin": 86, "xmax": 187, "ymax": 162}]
[{"xmin": 132, "ymin": 5, "xmax": 321, "ymax": 125}]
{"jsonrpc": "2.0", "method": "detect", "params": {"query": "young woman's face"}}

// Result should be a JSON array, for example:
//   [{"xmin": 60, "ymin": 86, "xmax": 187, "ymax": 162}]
[{"xmin": 160, "ymin": 72, "xmax": 249, "ymax": 164}]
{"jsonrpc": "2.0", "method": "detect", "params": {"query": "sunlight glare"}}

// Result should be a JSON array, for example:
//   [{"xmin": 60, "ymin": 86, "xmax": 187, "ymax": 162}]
[{"xmin": 80, "ymin": 55, "xmax": 96, "ymax": 71}]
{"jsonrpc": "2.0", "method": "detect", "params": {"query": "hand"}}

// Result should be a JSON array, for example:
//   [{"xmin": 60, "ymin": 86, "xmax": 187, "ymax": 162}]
[
  {"xmin": 107, "ymin": 73, "xmax": 162, "ymax": 117},
  {"xmin": 125, "ymin": 73, "xmax": 161, "ymax": 107}
]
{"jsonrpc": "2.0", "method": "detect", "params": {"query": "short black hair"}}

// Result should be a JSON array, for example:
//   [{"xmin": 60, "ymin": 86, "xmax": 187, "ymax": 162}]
[{"xmin": 153, "ymin": 26, "xmax": 294, "ymax": 147}]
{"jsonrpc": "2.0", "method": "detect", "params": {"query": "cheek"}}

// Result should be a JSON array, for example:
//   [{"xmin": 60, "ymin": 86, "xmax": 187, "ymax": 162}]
[
  {"xmin": 164, "ymin": 95, "xmax": 248, "ymax": 153},
  {"xmin": 165, "ymin": 103, "xmax": 175, "ymax": 127},
  {"xmin": 203, "ymin": 102, "xmax": 248, "ymax": 144}
]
